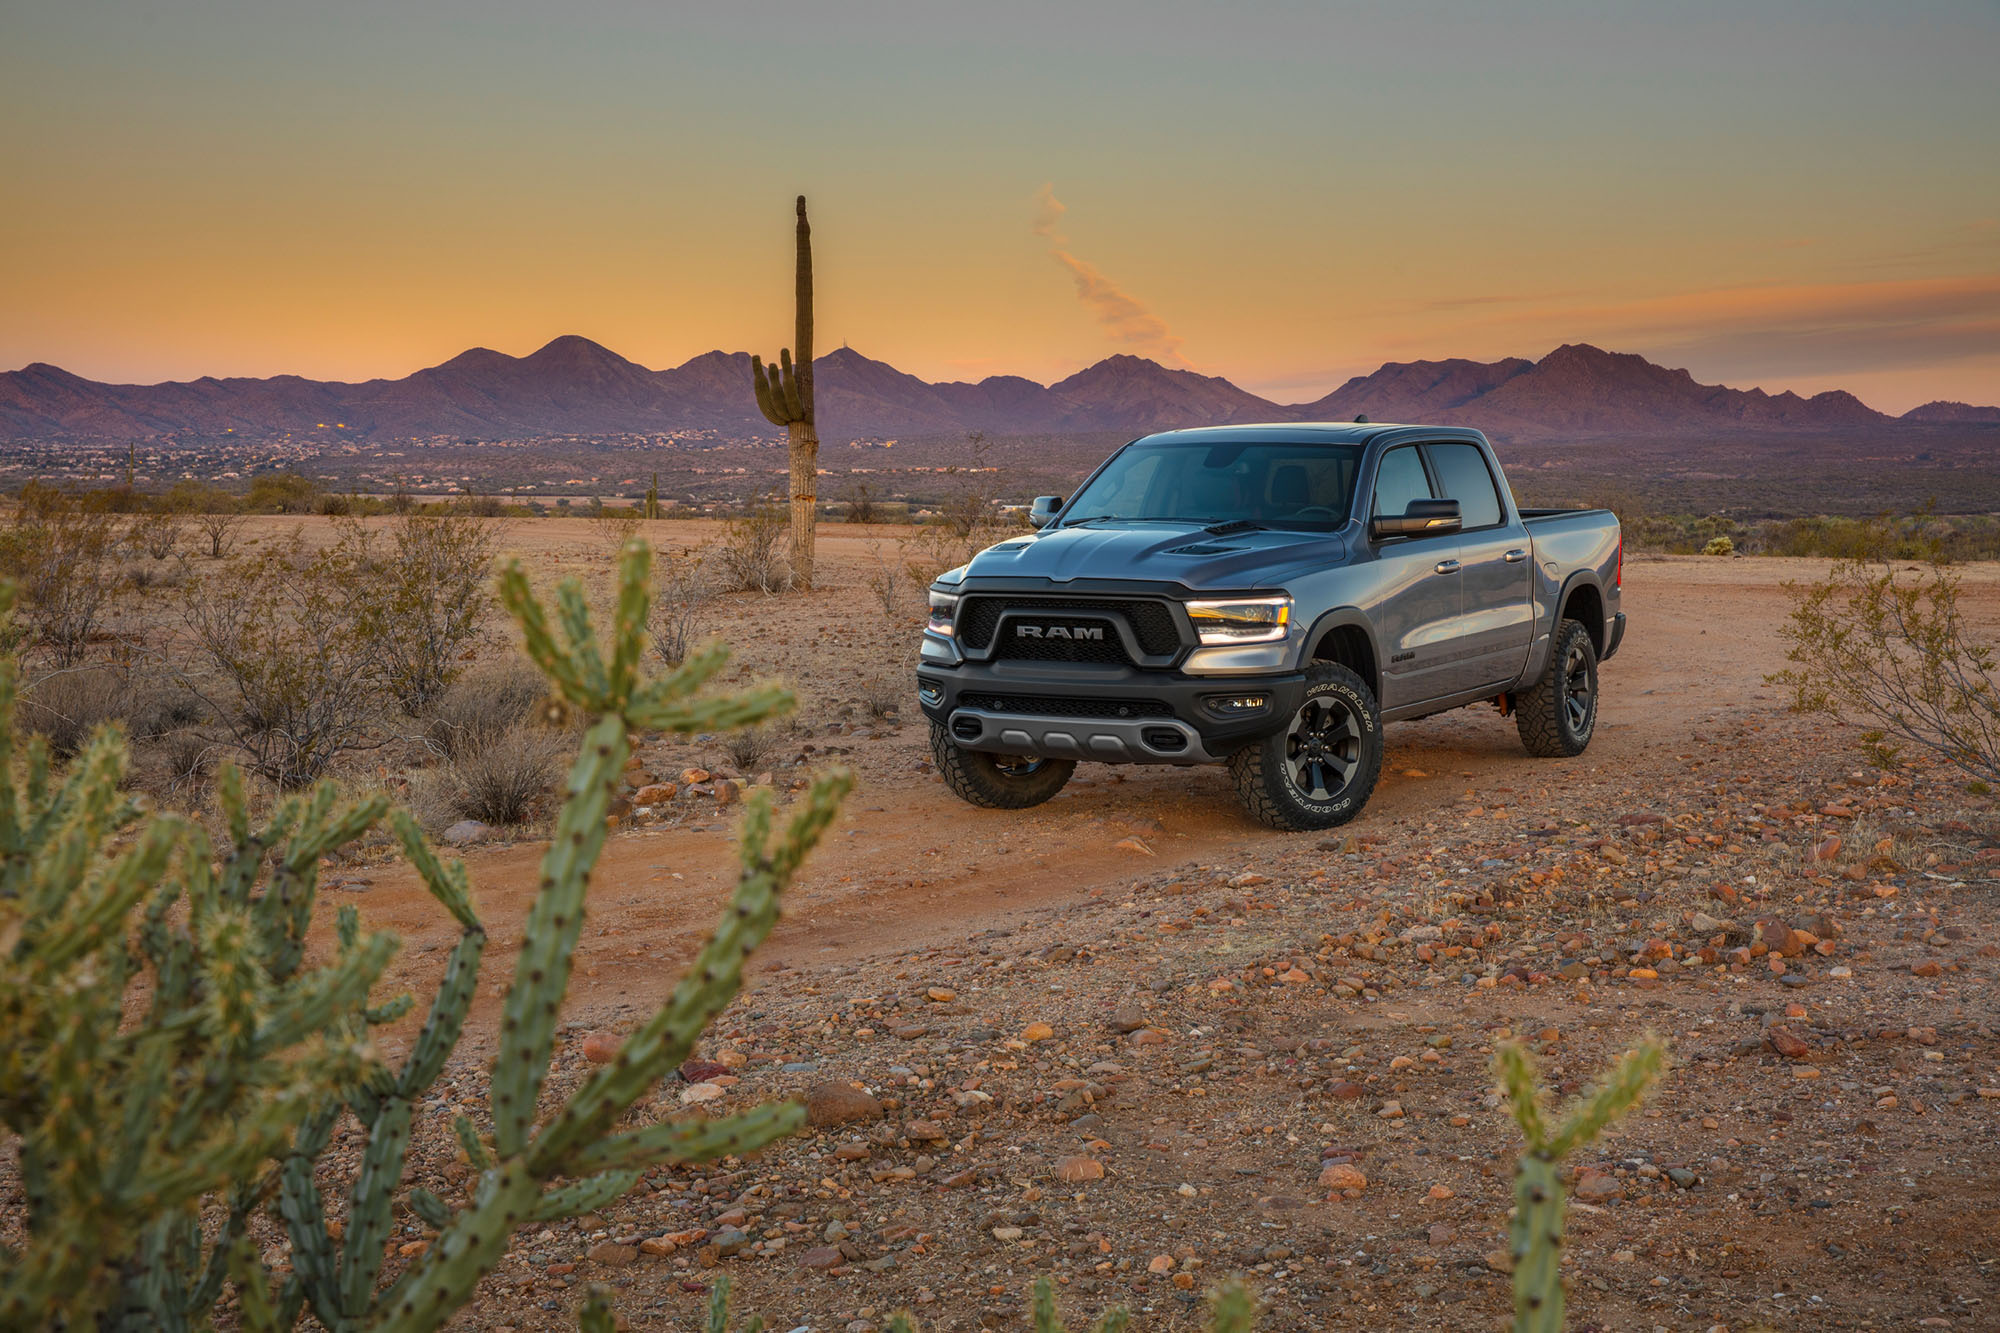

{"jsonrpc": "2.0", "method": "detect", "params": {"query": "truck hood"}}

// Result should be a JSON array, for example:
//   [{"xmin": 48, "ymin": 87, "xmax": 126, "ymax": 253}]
[{"xmin": 953, "ymin": 521, "xmax": 1348, "ymax": 591}]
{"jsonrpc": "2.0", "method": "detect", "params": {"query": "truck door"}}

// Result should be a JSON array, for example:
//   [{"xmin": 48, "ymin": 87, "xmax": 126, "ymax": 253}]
[
  {"xmin": 1364, "ymin": 444, "xmax": 1464, "ymax": 710},
  {"xmin": 1424, "ymin": 440, "xmax": 1533, "ymax": 692}
]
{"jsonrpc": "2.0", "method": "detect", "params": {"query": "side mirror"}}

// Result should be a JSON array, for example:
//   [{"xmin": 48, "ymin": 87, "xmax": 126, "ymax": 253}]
[
  {"xmin": 1370, "ymin": 497, "xmax": 1461, "ymax": 541},
  {"xmin": 1028, "ymin": 495, "xmax": 1064, "ymax": 529}
]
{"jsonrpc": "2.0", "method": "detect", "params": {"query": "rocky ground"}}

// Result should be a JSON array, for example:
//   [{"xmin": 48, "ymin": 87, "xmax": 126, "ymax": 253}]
[
  {"xmin": 326, "ymin": 543, "xmax": 2000, "ymax": 1332},
  {"xmin": 13, "ymin": 529, "xmax": 2000, "ymax": 1331}
]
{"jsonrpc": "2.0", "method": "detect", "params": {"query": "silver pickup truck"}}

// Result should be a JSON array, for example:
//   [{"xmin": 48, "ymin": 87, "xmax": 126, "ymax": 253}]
[{"xmin": 914, "ymin": 423, "xmax": 1625, "ymax": 830}]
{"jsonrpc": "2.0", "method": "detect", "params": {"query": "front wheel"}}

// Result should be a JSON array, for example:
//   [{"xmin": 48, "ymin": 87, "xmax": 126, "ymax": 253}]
[
  {"xmin": 1516, "ymin": 618, "xmax": 1598, "ymax": 757},
  {"xmin": 1228, "ymin": 663, "xmax": 1383, "ymax": 831},
  {"xmin": 929, "ymin": 721, "xmax": 1076, "ymax": 809}
]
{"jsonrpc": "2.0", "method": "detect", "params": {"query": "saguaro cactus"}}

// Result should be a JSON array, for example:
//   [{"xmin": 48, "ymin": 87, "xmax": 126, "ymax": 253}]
[
  {"xmin": 1495, "ymin": 1038, "xmax": 1667, "ymax": 1333},
  {"xmin": 750, "ymin": 195, "xmax": 819, "ymax": 590},
  {"xmin": 644, "ymin": 471, "xmax": 662, "ymax": 520}
]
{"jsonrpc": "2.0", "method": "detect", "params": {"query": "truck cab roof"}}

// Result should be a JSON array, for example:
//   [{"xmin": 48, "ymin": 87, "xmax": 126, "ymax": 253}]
[{"xmin": 1130, "ymin": 422, "xmax": 1491, "ymax": 448}]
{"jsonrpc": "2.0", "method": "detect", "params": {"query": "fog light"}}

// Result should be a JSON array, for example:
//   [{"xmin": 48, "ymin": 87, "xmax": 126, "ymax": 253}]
[
  {"xmin": 918, "ymin": 684, "xmax": 944, "ymax": 708},
  {"xmin": 1205, "ymin": 694, "xmax": 1270, "ymax": 717}
]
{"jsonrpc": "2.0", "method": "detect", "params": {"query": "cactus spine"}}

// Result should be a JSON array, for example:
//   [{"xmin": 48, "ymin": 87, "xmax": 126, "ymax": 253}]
[
  {"xmin": 750, "ymin": 194, "xmax": 819, "ymax": 589},
  {"xmin": 1496, "ymin": 1037, "xmax": 1666, "ymax": 1333}
]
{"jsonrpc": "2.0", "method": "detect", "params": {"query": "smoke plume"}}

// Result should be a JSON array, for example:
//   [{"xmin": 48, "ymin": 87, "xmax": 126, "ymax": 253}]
[{"xmin": 1034, "ymin": 184, "xmax": 1189, "ymax": 366}]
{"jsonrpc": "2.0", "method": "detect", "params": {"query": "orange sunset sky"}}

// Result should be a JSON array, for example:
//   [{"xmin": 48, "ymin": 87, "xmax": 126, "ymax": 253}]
[{"xmin": 3, "ymin": 1, "xmax": 1996, "ymax": 413}]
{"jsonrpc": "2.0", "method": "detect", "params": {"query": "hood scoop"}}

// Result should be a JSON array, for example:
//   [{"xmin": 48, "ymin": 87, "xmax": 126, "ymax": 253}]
[
  {"xmin": 1165, "ymin": 542, "xmax": 1239, "ymax": 556},
  {"xmin": 988, "ymin": 542, "xmax": 1030, "ymax": 553}
]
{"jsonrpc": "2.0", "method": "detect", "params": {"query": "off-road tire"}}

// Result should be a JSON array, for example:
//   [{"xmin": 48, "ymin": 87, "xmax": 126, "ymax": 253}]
[
  {"xmin": 1516, "ymin": 617, "xmax": 1598, "ymax": 757},
  {"xmin": 1228, "ymin": 662, "xmax": 1383, "ymax": 831},
  {"xmin": 929, "ymin": 721, "xmax": 1076, "ymax": 809}
]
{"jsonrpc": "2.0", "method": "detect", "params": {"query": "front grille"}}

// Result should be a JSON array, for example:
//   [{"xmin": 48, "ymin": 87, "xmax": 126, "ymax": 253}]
[
  {"xmin": 993, "ymin": 633, "xmax": 1130, "ymax": 665},
  {"xmin": 958, "ymin": 596, "xmax": 1180, "ymax": 655},
  {"xmin": 959, "ymin": 693, "xmax": 1174, "ymax": 720}
]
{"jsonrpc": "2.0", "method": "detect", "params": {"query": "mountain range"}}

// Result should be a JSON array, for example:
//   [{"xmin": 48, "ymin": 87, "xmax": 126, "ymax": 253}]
[{"xmin": 2, "ymin": 337, "xmax": 1993, "ymax": 444}]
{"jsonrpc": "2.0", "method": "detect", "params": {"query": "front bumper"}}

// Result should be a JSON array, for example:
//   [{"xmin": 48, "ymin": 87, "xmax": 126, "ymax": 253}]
[{"xmin": 915, "ymin": 659, "xmax": 1306, "ymax": 766}]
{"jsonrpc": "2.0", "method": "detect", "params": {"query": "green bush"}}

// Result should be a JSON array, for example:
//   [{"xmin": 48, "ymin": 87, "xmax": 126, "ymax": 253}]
[{"xmin": 1702, "ymin": 534, "xmax": 1734, "ymax": 556}]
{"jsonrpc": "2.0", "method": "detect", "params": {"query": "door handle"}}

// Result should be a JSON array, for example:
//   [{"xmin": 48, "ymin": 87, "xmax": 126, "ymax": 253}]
[
  {"xmin": 1434, "ymin": 559, "xmax": 1461, "ymax": 575},
  {"xmin": 1503, "ymin": 548, "xmax": 1528, "ymax": 563}
]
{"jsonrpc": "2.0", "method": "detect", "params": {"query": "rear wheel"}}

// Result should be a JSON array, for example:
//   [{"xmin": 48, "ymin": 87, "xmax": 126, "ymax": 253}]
[
  {"xmin": 1228, "ymin": 663, "xmax": 1383, "ymax": 831},
  {"xmin": 1516, "ymin": 618, "xmax": 1598, "ymax": 757},
  {"xmin": 929, "ymin": 721, "xmax": 1076, "ymax": 809}
]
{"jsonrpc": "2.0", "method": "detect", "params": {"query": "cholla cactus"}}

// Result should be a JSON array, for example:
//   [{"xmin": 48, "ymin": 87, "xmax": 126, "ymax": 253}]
[
  {"xmin": 1495, "ymin": 1038, "xmax": 1667, "ymax": 1333},
  {"xmin": 363, "ymin": 539, "xmax": 848, "ymax": 1332},
  {"xmin": 0, "ymin": 541, "xmax": 849, "ymax": 1332},
  {"xmin": 0, "ymin": 575, "xmax": 404, "ymax": 1327},
  {"xmin": 750, "ymin": 195, "xmax": 820, "ymax": 590}
]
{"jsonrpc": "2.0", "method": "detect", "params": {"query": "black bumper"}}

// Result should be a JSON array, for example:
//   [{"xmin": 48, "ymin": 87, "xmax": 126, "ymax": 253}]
[{"xmin": 914, "ymin": 660, "xmax": 1306, "ymax": 765}]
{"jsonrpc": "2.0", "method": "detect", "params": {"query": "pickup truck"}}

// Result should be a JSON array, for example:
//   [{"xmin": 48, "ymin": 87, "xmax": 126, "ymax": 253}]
[{"xmin": 914, "ymin": 423, "xmax": 1625, "ymax": 830}]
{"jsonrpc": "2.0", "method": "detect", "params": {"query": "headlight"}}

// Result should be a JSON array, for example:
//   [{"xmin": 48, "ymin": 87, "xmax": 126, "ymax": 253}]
[
  {"xmin": 927, "ymin": 590, "xmax": 958, "ymax": 637},
  {"xmin": 1185, "ymin": 597, "xmax": 1291, "ymax": 645}
]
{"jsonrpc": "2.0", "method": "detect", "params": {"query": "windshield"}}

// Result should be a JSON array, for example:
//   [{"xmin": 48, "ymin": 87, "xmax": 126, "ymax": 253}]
[{"xmin": 1061, "ymin": 440, "xmax": 1363, "ymax": 530}]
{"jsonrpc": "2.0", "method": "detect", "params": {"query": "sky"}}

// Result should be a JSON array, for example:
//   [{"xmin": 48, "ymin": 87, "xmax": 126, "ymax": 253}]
[{"xmin": 3, "ymin": 0, "xmax": 1996, "ymax": 413}]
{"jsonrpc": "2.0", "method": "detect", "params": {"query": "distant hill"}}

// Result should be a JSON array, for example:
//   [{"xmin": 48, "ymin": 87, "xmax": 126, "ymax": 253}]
[
  {"xmin": 1901, "ymin": 400, "xmax": 2000, "ymax": 424},
  {"xmin": 0, "ymin": 337, "xmax": 1939, "ymax": 444}
]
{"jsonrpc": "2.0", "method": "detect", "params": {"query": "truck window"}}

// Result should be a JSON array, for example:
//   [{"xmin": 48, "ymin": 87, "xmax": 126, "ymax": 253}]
[
  {"xmin": 1424, "ymin": 442, "xmax": 1504, "ymax": 529},
  {"xmin": 1371, "ymin": 446, "xmax": 1432, "ymax": 518}
]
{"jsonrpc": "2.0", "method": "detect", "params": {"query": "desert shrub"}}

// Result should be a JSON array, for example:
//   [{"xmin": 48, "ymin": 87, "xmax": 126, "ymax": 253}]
[
  {"xmin": 843, "ymin": 478, "xmax": 880, "ymax": 524},
  {"xmin": 154, "ymin": 726, "xmax": 216, "ymax": 792},
  {"xmin": 1703, "ymin": 534, "xmax": 1734, "ymax": 556},
  {"xmin": 175, "ymin": 533, "xmax": 388, "ymax": 788},
  {"xmin": 861, "ymin": 674, "xmax": 903, "ymax": 719},
  {"xmin": 244, "ymin": 471, "xmax": 321, "ymax": 513},
  {"xmin": 717, "ymin": 498, "xmax": 793, "ymax": 593},
  {"xmin": 424, "ymin": 655, "xmax": 548, "ymax": 758},
  {"xmin": 650, "ymin": 545, "xmax": 715, "ymax": 666},
  {"xmin": 867, "ymin": 546, "xmax": 908, "ymax": 621},
  {"xmin": 722, "ymin": 722, "xmax": 778, "ymax": 774},
  {"xmin": 0, "ymin": 551, "xmax": 851, "ymax": 1330},
  {"xmin": 1776, "ymin": 544, "xmax": 2000, "ymax": 788},
  {"xmin": 316, "ymin": 491, "xmax": 354, "ymax": 517},
  {"xmin": 353, "ymin": 513, "xmax": 502, "ymax": 716},
  {"xmin": 193, "ymin": 505, "xmax": 246, "ymax": 558},
  {"xmin": 17, "ymin": 665, "xmax": 132, "ymax": 759},
  {"xmin": 128, "ymin": 508, "xmax": 187, "ymax": 559},
  {"xmin": 0, "ymin": 487, "xmax": 122, "ymax": 667},
  {"xmin": 429, "ymin": 724, "xmax": 568, "ymax": 826}
]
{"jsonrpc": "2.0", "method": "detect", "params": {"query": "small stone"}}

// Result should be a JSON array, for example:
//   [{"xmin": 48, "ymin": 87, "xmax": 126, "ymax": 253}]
[
  {"xmin": 1147, "ymin": 1254, "xmax": 1175, "ymax": 1273},
  {"xmin": 679, "ymin": 1082, "xmax": 725, "ymax": 1104},
  {"xmin": 796, "ymin": 1246, "xmax": 842, "ymax": 1270},
  {"xmin": 1575, "ymin": 1173, "xmax": 1623, "ymax": 1202},
  {"xmin": 580, "ymin": 1032, "xmax": 622, "ymax": 1064},
  {"xmin": 681, "ymin": 767, "xmax": 711, "ymax": 784},
  {"xmin": 587, "ymin": 1242, "xmax": 637, "ymax": 1267},
  {"xmin": 1766, "ymin": 1026, "xmax": 1812, "ymax": 1060},
  {"xmin": 1109, "ymin": 1004, "xmax": 1147, "ymax": 1033},
  {"xmin": 1055, "ymin": 1155, "xmax": 1105, "ymax": 1183},
  {"xmin": 442, "ymin": 820, "xmax": 491, "ymax": 845},
  {"xmin": 1912, "ymin": 960, "xmax": 1943, "ymax": 978},
  {"xmin": 805, "ymin": 1082, "xmax": 882, "ymax": 1127},
  {"xmin": 992, "ymin": 1226, "xmax": 1024, "ymax": 1243},
  {"xmin": 1427, "ymin": 1184, "xmax": 1454, "ymax": 1200},
  {"xmin": 1319, "ymin": 1162, "xmax": 1367, "ymax": 1195},
  {"xmin": 926, "ymin": 987, "xmax": 956, "ymax": 1002},
  {"xmin": 634, "ymin": 783, "xmax": 677, "ymax": 805},
  {"xmin": 1021, "ymin": 1022, "xmax": 1055, "ymax": 1043}
]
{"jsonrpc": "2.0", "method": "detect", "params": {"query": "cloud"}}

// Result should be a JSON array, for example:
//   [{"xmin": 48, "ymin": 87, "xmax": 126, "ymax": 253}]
[{"xmin": 1033, "ymin": 184, "xmax": 1189, "ymax": 367}]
